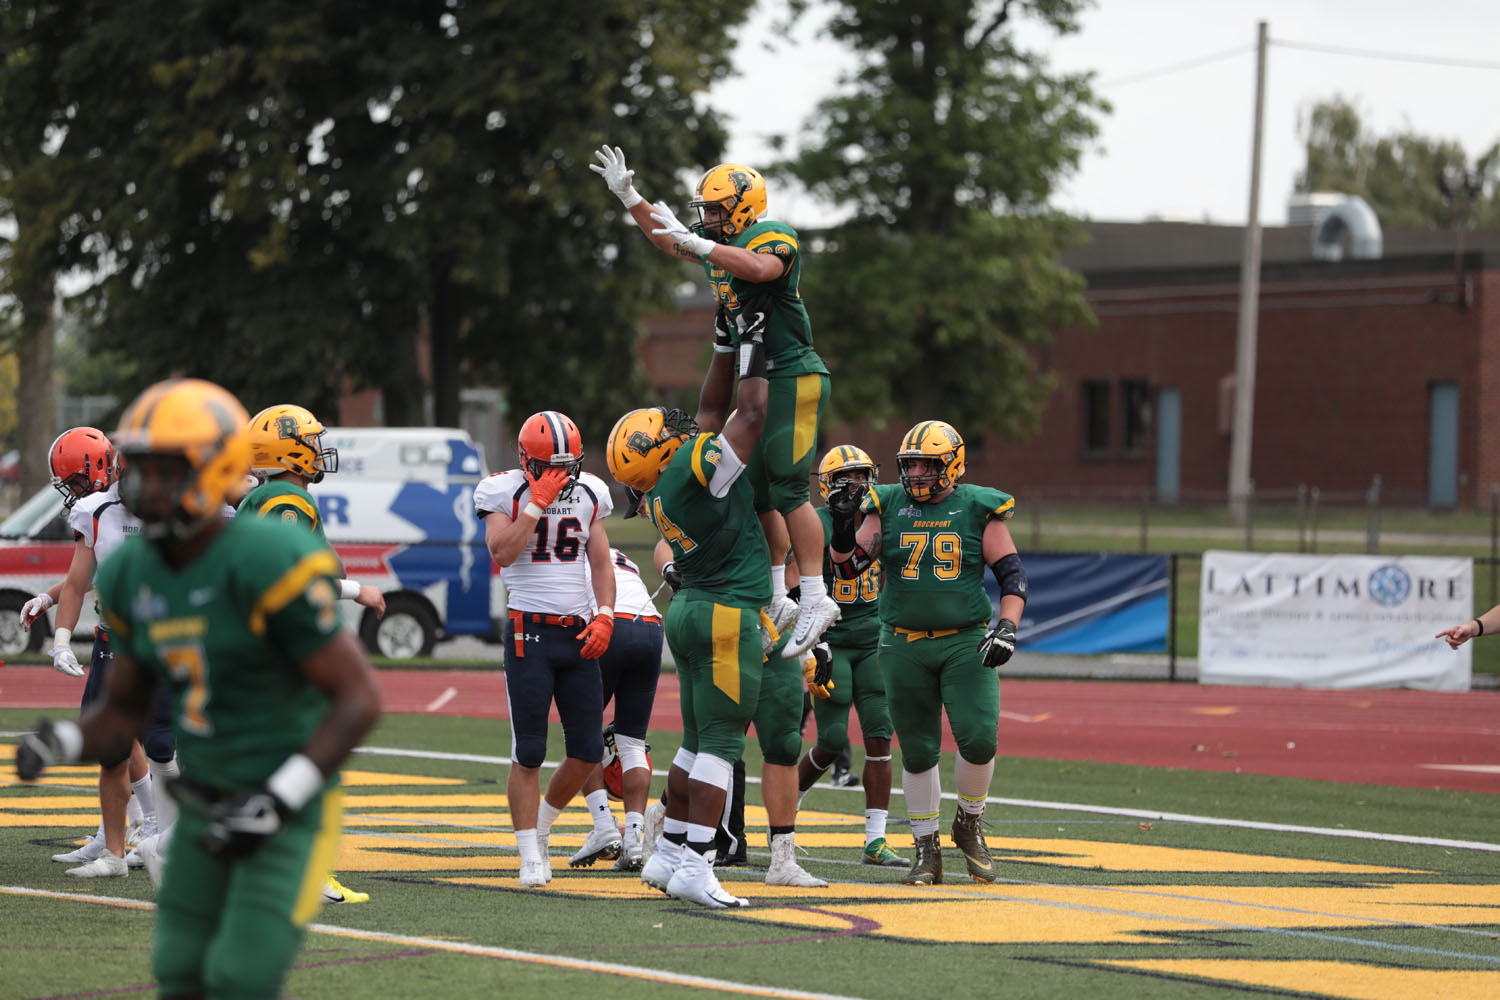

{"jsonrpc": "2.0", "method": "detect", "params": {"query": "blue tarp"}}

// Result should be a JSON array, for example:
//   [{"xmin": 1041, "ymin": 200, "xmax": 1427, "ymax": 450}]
[{"xmin": 985, "ymin": 552, "xmax": 1169, "ymax": 654}]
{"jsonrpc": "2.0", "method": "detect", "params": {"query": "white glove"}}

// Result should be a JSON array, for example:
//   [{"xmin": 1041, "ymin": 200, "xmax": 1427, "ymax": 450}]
[
  {"xmin": 49, "ymin": 643, "xmax": 84, "ymax": 678},
  {"xmin": 20, "ymin": 592, "xmax": 54, "ymax": 630},
  {"xmin": 589, "ymin": 144, "xmax": 643, "ymax": 208},
  {"xmin": 650, "ymin": 201, "xmax": 715, "ymax": 258}
]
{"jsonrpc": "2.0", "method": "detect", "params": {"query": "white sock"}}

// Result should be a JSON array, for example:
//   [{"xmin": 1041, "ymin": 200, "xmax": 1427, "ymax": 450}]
[
  {"xmin": 130, "ymin": 774, "xmax": 156, "ymax": 833},
  {"xmin": 126, "ymin": 795, "xmax": 144, "ymax": 825},
  {"xmin": 902, "ymin": 767, "xmax": 942, "ymax": 837},
  {"xmin": 585, "ymin": 789, "xmax": 614, "ymax": 832},
  {"xmin": 799, "ymin": 574, "xmax": 826, "ymax": 604},
  {"xmin": 771, "ymin": 565, "xmax": 788, "ymax": 602},
  {"xmin": 515, "ymin": 828, "xmax": 541, "ymax": 865},
  {"xmin": 89, "ymin": 820, "xmax": 105, "ymax": 844},
  {"xmin": 149, "ymin": 757, "xmax": 180, "ymax": 832},
  {"xmin": 954, "ymin": 757, "xmax": 995, "ymax": 815},
  {"xmin": 624, "ymin": 810, "xmax": 644, "ymax": 845},
  {"xmin": 865, "ymin": 808, "xmax": 888, "ymax": 845},
  {"xmin": 537, "ymin": 799, "xmax": 562, "ymax": 839}
]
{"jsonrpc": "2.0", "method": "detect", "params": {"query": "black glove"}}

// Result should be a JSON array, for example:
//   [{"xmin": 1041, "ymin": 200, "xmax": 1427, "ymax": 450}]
[
  {"xmin": 827, "ymin": 482, "xmax": 863, "ymax": 523},
  {"xmin": 662, "ymin": 561, "xmax": 682, "ymax": 592},
  {"xmin": 979, "ymin": 618, "xmax": 1017, "ymax": 668},
  {"xmin": 811, "ymin": 642, "xmax": 834, "ymax": 690},
  {"xmin": 735, "ymin": 299, "xmax": 767, "ymax": 346},
  {"xmin": 15, "ymin": 719, "xmax": 65, "ymax": 782},
  {"xmin": 713, "ymin": 306, "xmax": 735, "ymax": 353},
  {"xmin": 198, "ymin": 790, "xmax": 291, "ymax": 860}
]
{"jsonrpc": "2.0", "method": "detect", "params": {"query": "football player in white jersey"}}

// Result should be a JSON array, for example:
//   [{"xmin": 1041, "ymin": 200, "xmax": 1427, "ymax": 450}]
[
  {"xmin": 473, "ymin": 410, "xmax": 617, "ymax": 887},
  {"xmin": 567, "ymin": 533, "xmax": 664, "ymax": 872},
  {"xmin": 19, "ymin": 428, "xmax": 176, "ymax": 877}
]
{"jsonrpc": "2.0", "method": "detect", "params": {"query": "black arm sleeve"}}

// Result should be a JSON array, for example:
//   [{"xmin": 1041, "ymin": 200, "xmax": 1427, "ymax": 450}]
[{"xmin": 989, "ymin": 552, "xmax": 1028, "ymax": 604}]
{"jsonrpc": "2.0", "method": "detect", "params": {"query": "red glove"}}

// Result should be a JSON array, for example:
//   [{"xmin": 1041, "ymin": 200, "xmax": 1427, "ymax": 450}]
[
  {"xmin": 526, "ymin": 467, "xmax": 571, "ymax": 509},
  {"xmin": 577, "ymin": 610, "xmax": 614, "ymax": 660}
]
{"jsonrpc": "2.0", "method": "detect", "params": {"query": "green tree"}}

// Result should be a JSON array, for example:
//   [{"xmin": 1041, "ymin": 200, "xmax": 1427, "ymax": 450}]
[
  {"xmin": 777, "ymin": 0, "xmax": 1105, "ymax": 439},
  {"xmin": 1296, "ymin": 95, "xmax": 1500, "ymax": 231},
  {"xmin": 3, "ymin": 1, "xmax": 745, "ymax": 444}
]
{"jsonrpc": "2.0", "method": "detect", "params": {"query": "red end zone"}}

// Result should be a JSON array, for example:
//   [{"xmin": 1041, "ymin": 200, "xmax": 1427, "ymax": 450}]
[{"xmin": 4, "ymin": 666, "xmax": 1496, "ymax": 793}]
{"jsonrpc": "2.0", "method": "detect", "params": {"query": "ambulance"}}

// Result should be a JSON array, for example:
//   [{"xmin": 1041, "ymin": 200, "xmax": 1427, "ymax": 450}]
[{"xmin": 0, "ymin": 427, "xmax": 503, "ymax": 660}]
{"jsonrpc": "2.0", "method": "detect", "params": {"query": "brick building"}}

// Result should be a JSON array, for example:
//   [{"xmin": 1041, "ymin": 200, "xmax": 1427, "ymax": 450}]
[{"xmin": 639, "ymin": 220, "xmax": 1500, "ymax": 510}]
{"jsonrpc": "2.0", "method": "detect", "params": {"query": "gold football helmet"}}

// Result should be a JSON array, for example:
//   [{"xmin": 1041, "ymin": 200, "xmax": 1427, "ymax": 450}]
[
  {"xmin": 689, "ymin": 163, "xmax": 767, "ymax": 243},
  {"xmin": 113, "ymin": 378, "xmax": 252, "ymax": 539},
  {"xmin": 816, "ymin": 444, "xmax": 878, "ymax": 501},
  {"xmin": 247, "ymin": 404, "xmax": 339, "ymax": 482},
  {"xmin": 897, "ymin": 421, "xmax": 965, "ymax": 502},
  {"xmin": 606, "ymin": 407, "xmax": 697, "ymax": 491}
]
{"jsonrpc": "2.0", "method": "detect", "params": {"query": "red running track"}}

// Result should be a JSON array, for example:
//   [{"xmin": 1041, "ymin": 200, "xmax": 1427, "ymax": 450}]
[{"xmin": 4, "ymin": 666, "xmax": 1497, "ymax": 794}]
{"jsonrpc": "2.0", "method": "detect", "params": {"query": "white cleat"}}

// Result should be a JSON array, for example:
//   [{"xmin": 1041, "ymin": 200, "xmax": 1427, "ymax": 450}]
[
  {"xmin": 67, "ymin": 851, "xmax": 128, "ymax": 879},
  {"xmin": 765, "ymin": 833, "xmax": 828, "ymax": 888},
  {"xmin": 518, "ymin": 859, "xmax": 550, "ymax": 888},
  {"xmin": 613, "ymin": 839, "xmax": 644, "ymax": 872},
  {"xmin": 124, "ymin": 847, "xmax": 145, "ymax": 869},
  {"xmin": 52, "ymin": 833, "xmax": 105, "ymax": 864},
  {"xmin": 641, "ymin": 800, "xmax": 665, "ymax": 864},
  {"xmin": 641, "ymin": 842, "xmax": 679, "ymax": 893},
  {"xmin": 666, "ymin": 851, "xmax": 749, "ymax": 909},
  {"xmin": 767, "ymin": 596, "xmax": 800, "ymax": 641},
  {"xmin": 781, "ymin": 595, "xmax": 841, "ymax": 659},
  {"xmin": 569, "ymin": 826, "xmax": 624, "ymax": 867},
  {"xmin": 538, "ymin": 833, "xmax": 553, "ymax": 881},
  {"xmin": 138, "ymin": 834, "xmax": 167, "ymax": 889},
  {"xmin": 125, "ymin": 820, "xmax": 146, "ymax": 848}
]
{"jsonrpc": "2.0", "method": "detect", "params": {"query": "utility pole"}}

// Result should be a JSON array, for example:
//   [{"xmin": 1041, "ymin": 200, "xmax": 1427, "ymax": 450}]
[{"xmin": 1229, "ymin": 20, "xmax": 1268, "ymax": 521}]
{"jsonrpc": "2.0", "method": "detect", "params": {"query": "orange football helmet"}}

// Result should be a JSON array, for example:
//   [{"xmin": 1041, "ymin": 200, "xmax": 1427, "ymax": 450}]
[
  {"xmin": 517, "ymin": 410, "xmax": 584, "ymax": 495},
  {"xmin": 49, "ymin": 427, "xmax": 118, "ymax": 508}
]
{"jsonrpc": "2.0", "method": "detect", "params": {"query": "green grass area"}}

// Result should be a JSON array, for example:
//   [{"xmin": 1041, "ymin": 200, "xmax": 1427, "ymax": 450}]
[{"xmin": 3, "ymin": 708, "xmax": 1498, "ymax": 999}]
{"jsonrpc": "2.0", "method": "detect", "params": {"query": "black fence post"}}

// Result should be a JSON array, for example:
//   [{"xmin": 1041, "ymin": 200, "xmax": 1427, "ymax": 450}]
[
  {"xmin": 1309, "ymin": 486, "xmax": 1320, "ymax": 554},
  {"xmin": 1168, "ymin": 552, "xmax": 1179, "ymax": 682},
  {"xmin": 1296, "ymin": 483, "xmax": 1308, "ymax": 553},
  {"xmin": 1244, "ymin": 480, "xmax": 1255, "ymax": 551},
  {"xmin": 1366, "ymin": 475, "xmax": 1382, "ymax": 555}
]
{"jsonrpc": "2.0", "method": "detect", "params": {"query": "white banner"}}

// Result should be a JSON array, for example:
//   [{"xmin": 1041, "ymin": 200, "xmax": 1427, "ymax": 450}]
[{"xmin": 1199, "ymin": 551, "xmax": 1472, "ymax": 691}]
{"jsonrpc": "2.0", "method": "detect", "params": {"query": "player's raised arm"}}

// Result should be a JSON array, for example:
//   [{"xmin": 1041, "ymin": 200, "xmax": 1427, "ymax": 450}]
[{"xmin": 591, "ymin": 145, "xmax": 683, "ymax": 259}]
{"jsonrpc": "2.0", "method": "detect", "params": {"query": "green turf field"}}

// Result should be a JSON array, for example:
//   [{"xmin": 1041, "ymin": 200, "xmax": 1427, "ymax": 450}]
[{"xmin": 3, "ymin": 707, "xmax": 1498, "ymax": 1000}]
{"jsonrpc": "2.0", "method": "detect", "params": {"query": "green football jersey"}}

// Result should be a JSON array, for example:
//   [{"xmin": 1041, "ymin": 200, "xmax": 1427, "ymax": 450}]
[
  {"xmin": 241, "ymin": 478, "xmax": 326, "ymax": 545},
  {"xmin": 817, "ymin": 505, "xmax": 880, "ymax": 649},
  {"xmin": 702, "ymin": 219, "xmax": 828, "ymax": 379},
  {"xmin": 96, "ymin": 516, "xmax": 345, "ymax": 792},
  {"xmin": 863, "ymin": 482, "xmax": 1016, "ymax": 631},
  {"xmin": 647, "ymin": 432, "xmax": 771, "ymax": 609}
]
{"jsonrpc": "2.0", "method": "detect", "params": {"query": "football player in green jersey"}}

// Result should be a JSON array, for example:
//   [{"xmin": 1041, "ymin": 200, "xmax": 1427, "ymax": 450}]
[
  {"xmin": 605, "ymin": 344, "xmax": 826, "ymax": 907},
  {"xmin": 592, "ymin": 145, "xmax": 839, "ymax": 661},
  {"xmin": 15, "ymin": 378, "xmax": 383, "ymax": 1000},
  {"xmin": 830, "ymin": 421, "xmax": 1026, "ymax": 886},
  {"xmin": 244, "ymin": 402, "xmax": 382, "ymax": 905},
  {"xmin": 795, "ymin": 445, "xmax": 907, "ymax": 868}
]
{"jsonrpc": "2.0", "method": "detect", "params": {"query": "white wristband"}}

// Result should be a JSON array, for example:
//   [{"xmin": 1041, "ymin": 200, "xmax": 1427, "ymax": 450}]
[
  {"xmin": 712, "ymin": 343, "xmax": 735, "ymax": 354},
  {"xmin": 596, "ymin": 606, "xmax": 613, "ymax": 618},
  {"xmin": 339, "ymin": 579, "xmax": 362, "ymax": 601},
  {"xmin": 267, "ymin": 753, "xmax": 325, "ymax": 812},
  {"xmin": 619, "ymin": 187, "xmax": 643, "ymax": 209},
  {"xmin": 524, "ymin": 501, "xmax": 544, "ymax": 520},
  {"xmin": 52, "ymin": 627, "xmax": 72, "ymax": 651},
  {"xmin": 53, "ymin": 719, "xmax": 84, "ymax": 763}
]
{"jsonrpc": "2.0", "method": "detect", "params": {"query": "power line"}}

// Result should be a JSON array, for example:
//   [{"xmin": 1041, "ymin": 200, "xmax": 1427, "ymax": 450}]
[
  {"xmin": 1273, "ymin": 39, "xmax": 1500, "ymax": 71},
  {"xmin": 1097, "ymin": 45, "xmax": 1254, "ymax": 89}
]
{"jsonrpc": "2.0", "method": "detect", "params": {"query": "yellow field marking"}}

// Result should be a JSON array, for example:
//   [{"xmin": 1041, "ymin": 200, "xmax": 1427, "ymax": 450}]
[
  {"xmin": 735, "ymin": 882, "xmax": 1500, "ymax": 945},
  {"xmin": 985, "ymin": 837, "xmax": 1420, "ymax": 874},
  {"xmin": 1189, "ymin": 706, "xmax": 1240, "ymax": 716},
  {"xmin": 1095, "ymin": 960, "xmax": 1500, "ymax": 1000},
  {"xmin": 342, "ymin": 793, "xmax": 511, "ymax": 807},
  {"xmin": 337, "ymin": 770, "xmax": 466, "ymax": 787},
  {"xmin": 439, "ymin": 874, "xmax": 934, "ymax": 902},
  {"xmin": 0, "ymin": 795, "xmax": 106, "ymax": 810},
  {"xmin": 0, "ymin": 813, "xmax": 100, "ymax": 828}
]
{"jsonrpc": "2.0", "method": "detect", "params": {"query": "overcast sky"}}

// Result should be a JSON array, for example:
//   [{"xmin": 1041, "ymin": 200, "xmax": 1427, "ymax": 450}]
[{"xmin": 707, "ymin": 0, "xmax": 1500, "ymax": 228}]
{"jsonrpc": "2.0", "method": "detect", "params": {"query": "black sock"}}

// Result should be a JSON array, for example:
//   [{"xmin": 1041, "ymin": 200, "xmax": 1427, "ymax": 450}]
[
  {"xmin": 665, "ymin": 830, "xmax": 687, "ymax": 846},
  {"xmin": 769, "ymin": 825, "xmax": 795, "ymax": 837},
  {"xmin": 686, "ymin": 839, "xmax": 714, "ymax": 856}
]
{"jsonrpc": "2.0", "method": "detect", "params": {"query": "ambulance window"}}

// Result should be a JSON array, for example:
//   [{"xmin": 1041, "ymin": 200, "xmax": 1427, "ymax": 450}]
[{"xmin": 0, "ymin": 488, "xmax": 64, "ymax": 539}]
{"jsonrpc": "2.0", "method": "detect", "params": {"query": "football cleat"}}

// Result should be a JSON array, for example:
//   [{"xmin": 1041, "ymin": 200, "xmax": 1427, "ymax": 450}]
[
  {"xmin": 125, "ymin": 820, "xmax": 145, "ymax": 848},
  {"xmin": 67, "ymin": 851, "xmax": 128, "ymax": 878},
  {"xmin": 903, "ymin": 832, "xmax": 943, "ymax": 886},
  {"xmin": 765, "ymin": 833, "xmax": 827, "ymax": 888},
  {"xmin": 613, "ymin": 840, "xmax": 644, "ymax": 872},
  {"xmin": 124, "ymin": 847, "xmax": 145, "ymax": 869},
  {"xmin": 641, "ymin": 846, "xmax": 678, "ymax": 894},
  {"xmin": 322, "ymin": 875, "xmax": 370, "ymax": 904},
  {"xmin": 950, "ymin": 810, "xmax": 997, "ymax": 883},
  {"xmin": 667, "ymin": 850, "xmax": 749, "ymax": 909},
  {"xmin": 518, "ymin": 859, "xmax": 550, "ymax": 888},
  {"xmin": 766, "ymin": 595, "xmax": 799, "ymax": 640},
  {"xmin": 53, "ymin": 831, "xmax": 105, "ymax": 864},
  {"xmin": 569, "ymin": 826, "xmax": 624, "ymax": 868},
  {"xmin": 538, "ymin": 832, "xmax": 553, "ymax": 881},
  {"xmin": 862, "ymin": 837, "xmax": 909, "ymax": 868},
  {"xmin": 781, "ymin": 595, "xmax": 841, "ymax": 659},
  {"xmin": 138, "ymin": 833, "xmax": 167, "ymax": 889},
  {"xmin": 641, "ymin": 800, "xmax": 666, "ymax": 864}
]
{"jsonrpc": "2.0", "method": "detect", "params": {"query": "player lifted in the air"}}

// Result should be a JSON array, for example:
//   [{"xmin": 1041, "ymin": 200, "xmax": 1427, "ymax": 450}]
[{"xmin": 592, "ymin": 144, "xmax": 839, "ymax": 661}]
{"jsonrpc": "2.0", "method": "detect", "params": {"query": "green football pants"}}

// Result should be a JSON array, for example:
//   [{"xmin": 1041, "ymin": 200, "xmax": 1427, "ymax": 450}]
[
  {"xmin": 748, "ymin": 372, "xmax": 829, "ymax": 515},
  {"xmin": 811, "ymin": 643, "xmax": 893, "ymax": 756},
  {"xmin": 877, "ymin": 624, "xmax": 997, "ymax": 773}
]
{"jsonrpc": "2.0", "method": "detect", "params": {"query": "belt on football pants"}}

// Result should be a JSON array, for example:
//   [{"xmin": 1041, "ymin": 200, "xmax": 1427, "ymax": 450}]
[
  {"xmin": 614, "ymin": 613, "xmax": 661, "ymax": 624},
  {"xmin": 892, "ymin": 626, "xmax": 962, "ymax": 643},
  {"xmin": 507, "ymin": 610, "xmax": 589, "ymax": 658}
]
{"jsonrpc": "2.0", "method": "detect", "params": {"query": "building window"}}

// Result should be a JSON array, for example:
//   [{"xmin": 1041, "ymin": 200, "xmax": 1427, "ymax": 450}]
[
  {"xmin": 1121, "ymin": 379, "xmax": 1152, "ymax": 456},
  {"xmin": 1082, "ymin": 380, "xmax": 1111, "ymax": 455}
]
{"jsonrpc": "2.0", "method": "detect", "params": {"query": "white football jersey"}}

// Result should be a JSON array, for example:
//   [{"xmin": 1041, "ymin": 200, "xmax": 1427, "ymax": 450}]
[
  {"xmin": 473, "ymin": 469, "xmax": 613, "ymax": 615},
  {"xmin": 67, "ymin": 483, "xmax": 142, "ymax": 566},
  {"xmin": 608, "ymin": 548, "xmax": 658, "ymax": 619}
]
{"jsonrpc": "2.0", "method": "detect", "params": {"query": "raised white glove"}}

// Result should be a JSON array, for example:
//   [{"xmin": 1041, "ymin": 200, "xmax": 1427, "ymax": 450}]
[
  {"xmin": 20, "ymin": 593, "xmax": 53, "ymax": 630},
  {"xmin": 589, "ymin": 144, "xmax": 643, "ymax": 208},
  {"xmin": 650, "ymin": 201, "xmax": 716, "ymax": 258},
  {"xmin": 49, "ymin": 643, "xmax": 84, "ymax": 678}
]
